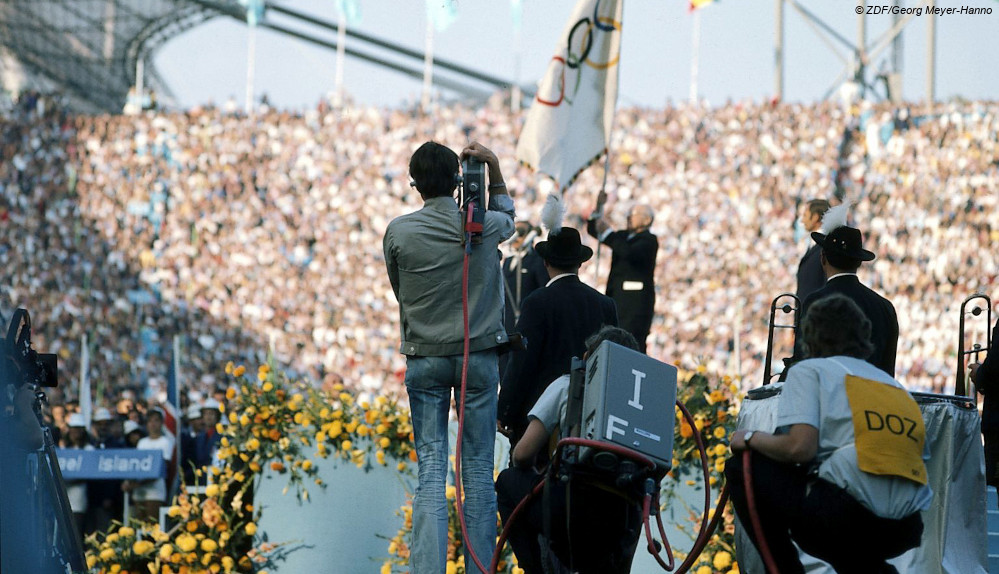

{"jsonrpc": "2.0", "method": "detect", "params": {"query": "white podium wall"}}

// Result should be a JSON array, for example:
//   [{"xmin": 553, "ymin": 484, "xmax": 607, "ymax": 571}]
[{"xmin": 256, "ymin": 423, "xmax": 707, "ymax": 573}]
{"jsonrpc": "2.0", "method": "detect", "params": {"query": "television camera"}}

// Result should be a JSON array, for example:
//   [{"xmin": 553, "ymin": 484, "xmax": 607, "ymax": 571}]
[
  {"xmin": 459, "ymin": 157, "xmax": 487, "ymax": 245},
  {"xmin": 1, "ymin": 308, "xmax": 85, "ymax": 573}
]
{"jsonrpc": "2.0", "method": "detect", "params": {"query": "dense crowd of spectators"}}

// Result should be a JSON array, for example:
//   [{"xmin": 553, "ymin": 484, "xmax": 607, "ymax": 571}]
[{"xmin": 1, "ymin": 91, "xmax": 996, "ymax": 459}]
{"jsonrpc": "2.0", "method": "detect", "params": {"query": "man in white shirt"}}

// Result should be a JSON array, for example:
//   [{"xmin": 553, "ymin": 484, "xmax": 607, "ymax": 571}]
[{"xmin": 123, "ymin": 408, "xmax": 174, "ymax": 522}]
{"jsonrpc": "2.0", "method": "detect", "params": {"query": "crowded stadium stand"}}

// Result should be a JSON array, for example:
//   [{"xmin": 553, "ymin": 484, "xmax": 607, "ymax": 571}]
[{"xmin": 1, "ymin": 93, "xmax": 995, "ymax": 425}]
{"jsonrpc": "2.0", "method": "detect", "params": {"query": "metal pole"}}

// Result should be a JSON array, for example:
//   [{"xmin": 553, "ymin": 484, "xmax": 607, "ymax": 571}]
[
  {"xmin": 246, "ymin": 23, "xmax": 256, "ymax": 116},
  {"xmin": 892, "ymin": 0, "xmax": 903, "ymax": 74},
  {"xmin": 775, "ymin": 0, "xmax": 784, "ymax": 101},
  {"xmin": 926, "ymin": 0, "xmax": 936, "ymax": 103},
  {"xmin": 135, "ymin": 57, "xmax": 144, "ymax": 110},
  {"xmin": 334, "ymin": 14, "xmax": 347, "ymax": 108},
  {"xmin": 123, "ymin": 491, "xmax": 130, "ymax": 523},
  {"xmin": 689, "ymin": 10, "xmax": 701, "ymax": 103},
  {"xmin": 512, "ymin": 27, "xmax": 522, "ymax": 113},
  {"xmin": 857, "ymin": 0, "xmax": 866, "ymax": 97},
  {"xmin": 422, "ymin": 18, "xmax": 434, "ymax": 113}
]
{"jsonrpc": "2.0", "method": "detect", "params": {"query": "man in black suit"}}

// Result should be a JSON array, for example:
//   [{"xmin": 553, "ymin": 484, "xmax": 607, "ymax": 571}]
[
  {"xmin": 586, "ymin": 196, "xmax": 658, "ymax": 353},
  {"xmin": 790, "ymin": 224, "xmax": 899, "ymax": 376},
  {"xmin": 498, "ymin": 226, "xmax": 618, "ymax": 443},
  {"xmin": 796, "ymin": 199, "xmax": 831, "ymax": 302},
  {"xmin": 971, "ymin": 316, "xmax": 999, "ymax": 501}
]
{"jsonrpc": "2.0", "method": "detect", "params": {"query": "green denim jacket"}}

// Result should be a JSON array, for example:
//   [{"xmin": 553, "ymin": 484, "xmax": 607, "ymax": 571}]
[{"xmin": 384, "ymin": 195, "xmax": 515, "ymax": 356}]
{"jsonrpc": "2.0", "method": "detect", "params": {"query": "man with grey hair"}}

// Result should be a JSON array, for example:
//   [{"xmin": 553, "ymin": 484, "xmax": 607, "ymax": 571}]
[{"xmin": 587, "ymin": 193, "xmax": 659, "ymax": 352}]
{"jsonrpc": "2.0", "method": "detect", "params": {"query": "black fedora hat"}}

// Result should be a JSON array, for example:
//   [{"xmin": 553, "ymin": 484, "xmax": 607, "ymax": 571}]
[
  {"xmin": 811, "ymin": 226, "xmax": 876, "ymax": 262},
  {"xmin": 535, "ymin": 227, "xmax": 593, "ymax": 268}
]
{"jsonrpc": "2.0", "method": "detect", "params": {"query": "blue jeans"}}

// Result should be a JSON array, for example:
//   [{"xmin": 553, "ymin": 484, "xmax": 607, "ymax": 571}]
[{"xmin": 405, "ymin": 351, "xmax": 499, "ymax": 574}]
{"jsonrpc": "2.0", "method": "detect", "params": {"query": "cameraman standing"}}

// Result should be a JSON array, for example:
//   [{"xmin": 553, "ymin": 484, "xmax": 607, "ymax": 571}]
[{"xmin": 384, "ymin": 141, "xmax": 515, "ymax": 572}]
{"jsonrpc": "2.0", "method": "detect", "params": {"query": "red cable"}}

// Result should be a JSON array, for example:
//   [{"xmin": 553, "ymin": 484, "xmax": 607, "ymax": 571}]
[
  {"xmin": 652, "ymin": 495, "xmax": 676, "ymax": 570},
  {"xmin": 743, "ymin": 449, "xmax": 780, "ymax": 574},
  {"xmin": 644, "ymin": 493, "xmax": 675, "ymax": 571},
  {"xmin": 455, "ymin": 204, "xmax": 489, "ymax": 574},
  {"xmin": 490, "ymin": 478, "xmax": 547, "ymax": 573},
  {"xmin": 672, "ymin": 400, "xmax": 713, "ymax": 574},
  {"xmin": 486, "ymin": 421, "xmax": 729, "ymax": 573}
]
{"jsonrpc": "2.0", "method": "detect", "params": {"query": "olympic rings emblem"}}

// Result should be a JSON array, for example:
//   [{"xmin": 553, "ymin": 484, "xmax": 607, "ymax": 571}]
[{"xmin": 536, "ymin": 0, "xmax": 621, "ymax": 108}]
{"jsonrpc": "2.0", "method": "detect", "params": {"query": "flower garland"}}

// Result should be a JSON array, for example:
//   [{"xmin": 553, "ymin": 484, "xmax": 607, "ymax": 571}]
[
  {"xmin": 85, "ymin": 363, "xmax": 415, "ymax": 574},
  {"xmin": 85, "ymin": 363, "xmax": 743, "ymax": 574},
  {"xmin": 667, "ymin": 368, "xmax": 742, "ymax": 574}
]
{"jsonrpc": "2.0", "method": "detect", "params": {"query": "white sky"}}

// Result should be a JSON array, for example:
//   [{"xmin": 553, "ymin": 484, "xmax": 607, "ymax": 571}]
[{"xmin": 155, "ymin": 0, "xmax": 999, "ymax": 110}]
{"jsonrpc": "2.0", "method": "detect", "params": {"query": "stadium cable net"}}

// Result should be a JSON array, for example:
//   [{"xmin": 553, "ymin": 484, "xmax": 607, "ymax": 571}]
[{"xmin": 0, "ymin": 0, "xmax": 256, "ymax": 113}]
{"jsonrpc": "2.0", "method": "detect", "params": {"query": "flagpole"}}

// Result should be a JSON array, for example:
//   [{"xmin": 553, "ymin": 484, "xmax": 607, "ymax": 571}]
[
  {"xmin": 594, "ymin": 0, "xmax": 624, "ymax": 288},
  {"xmin": 690, "ymin": 9, "xmax": 701, "ymax": 103},
  {"xmin": 512, "ymin": 17, "xmax": 522, "ymax": 113},
  {"xmin": 80, "ymin": 333, "xmax": 91, "ymax": 428},
  {"xmin": 334, "ymin": 12, "xmax": 348, "ymax": 108},
  {"xmin": 422, "ymin": 16, "xmax": 435, "ymax": 113},
  {"xmin": 172, "ymin": 335, "xmax": 182, "ymax": 496},
  {"xmin": 246, "ymin": 21, "xmax": 256, "ymax": 116}
]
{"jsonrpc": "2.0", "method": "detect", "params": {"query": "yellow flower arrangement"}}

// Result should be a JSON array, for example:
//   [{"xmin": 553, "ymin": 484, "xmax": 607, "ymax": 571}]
[
  {"xmin": 86, "ymin": 361, "xmax": 417, "ymax": 574},
  {"xmin": 665, "ymin": 369, "xmax": 743, "ymax": 573}
]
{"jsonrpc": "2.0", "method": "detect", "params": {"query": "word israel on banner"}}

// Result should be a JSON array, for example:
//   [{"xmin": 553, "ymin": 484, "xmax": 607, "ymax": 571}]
[
  {"xmin": 516, "ymin": 0, "xmax": 623, "ymax": 190},
  {"xmin": 56, "ymin": 449, "xmax": 164, "ymax": 480}
]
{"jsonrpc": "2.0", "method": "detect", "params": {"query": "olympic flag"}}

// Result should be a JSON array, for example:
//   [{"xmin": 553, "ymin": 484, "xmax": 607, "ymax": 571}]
[{"xmin": 516, "ymin": 0, "xmax": 623, "ymax": 190}]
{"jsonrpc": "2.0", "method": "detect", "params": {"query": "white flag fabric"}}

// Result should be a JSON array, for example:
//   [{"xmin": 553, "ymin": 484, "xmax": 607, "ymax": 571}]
[{"xmin": 516, "ymin": 0, "xmax": 623, "ymax": 190}]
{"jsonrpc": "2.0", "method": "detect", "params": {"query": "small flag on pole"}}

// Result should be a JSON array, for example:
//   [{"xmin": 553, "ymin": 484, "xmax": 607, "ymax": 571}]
[
  {"xmin": 336, "ymin": 0, "xmax": 362, "ymax": 26},
  {"xmin": 689, "ymin": 0, "xmax": 715, "ymax": 12},
  {"xmin": 239, "ymin": 0, "xmax": 266, "ymax": 27},
  {"xmin": 426, "ymin": 0, "xmax": 458, "ymax": 32},
  {"xmin": 516, "ymin": 0, "xmax": 624, "ymax": 190}
]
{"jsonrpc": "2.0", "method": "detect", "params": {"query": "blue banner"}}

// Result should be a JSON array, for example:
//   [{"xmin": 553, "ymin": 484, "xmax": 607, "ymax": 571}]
[{"xmin": 55, "ymin": 449, "xmax": 164, "ymax": 480}]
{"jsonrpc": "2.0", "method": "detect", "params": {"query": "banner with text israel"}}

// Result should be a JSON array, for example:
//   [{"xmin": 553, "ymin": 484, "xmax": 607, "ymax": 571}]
[{"xmin": 55, "ymin": 449, "xmax": 164, "ymax": 480}]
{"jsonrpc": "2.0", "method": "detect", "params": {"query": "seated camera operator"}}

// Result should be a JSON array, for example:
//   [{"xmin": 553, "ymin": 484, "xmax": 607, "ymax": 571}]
[
  {"xmin": 496, "ymin": 326, "xmax": 646, "ymax": 574},
  {"xmin": 726, "ymin": 294, "xmax": 932, "ymax": 574}
]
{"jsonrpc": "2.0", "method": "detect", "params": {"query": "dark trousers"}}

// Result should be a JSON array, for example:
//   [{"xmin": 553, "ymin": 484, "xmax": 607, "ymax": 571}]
[
  {"xmin": 725, "ymin": 453, "xmax": 923, "ymax": 574},
  {"xmin": 496, "ymin": 467, "xmax": 644, "ymax": 574},
  {"xmin": 618, "ymin": 312, "xmax": 651, "ymax": 355}
]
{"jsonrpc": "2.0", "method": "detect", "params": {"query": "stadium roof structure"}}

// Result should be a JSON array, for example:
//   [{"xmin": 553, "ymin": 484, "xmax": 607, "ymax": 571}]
[
  {"xmin": 0, "ymin": 0, "xmax": 523, "ymax": 114},
  {"xmin": 0, "ymin": 0, "xmax": 225, "ymax": 113}
]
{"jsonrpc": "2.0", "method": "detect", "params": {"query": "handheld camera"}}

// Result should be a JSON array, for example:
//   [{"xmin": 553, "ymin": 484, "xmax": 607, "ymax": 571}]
[
  {"xmin": 460, "ymin": 158, "xmax": 487, "ymax": 245},
  {"xmin": 3, "ymin": 309, "xmax": 58, "ymax": 390}
]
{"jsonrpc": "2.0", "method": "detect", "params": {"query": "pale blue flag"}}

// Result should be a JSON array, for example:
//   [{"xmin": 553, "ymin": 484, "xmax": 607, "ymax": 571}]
[
  {"xmin": 336, "ymin": 0, "xmax": 363, "ymax": 26},
  {"xmin": 425, "ymin": 0, "xmax": 458, "ymax": 32},
  {"xmin": 511, "ymin": 0, "xmax": 523, "ymax": 32},
  {"xmin": 239, "ymin": 0, "xmax": 265, "ymax": 27}
]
